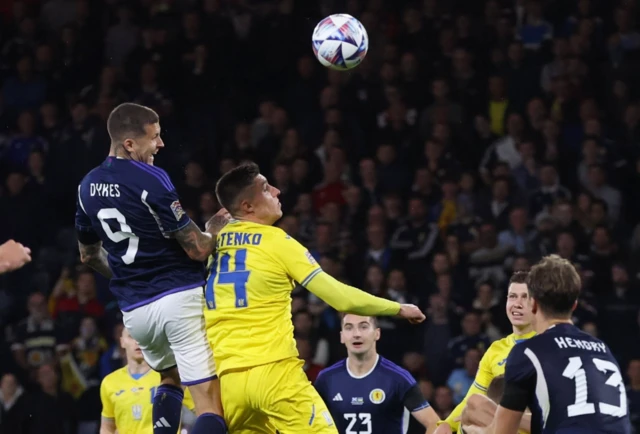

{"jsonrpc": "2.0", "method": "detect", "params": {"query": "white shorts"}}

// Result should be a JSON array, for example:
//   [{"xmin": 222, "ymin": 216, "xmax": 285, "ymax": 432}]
[{"xmin": 122, "ymin": 287, "xmax": 217, "ymax": 385}]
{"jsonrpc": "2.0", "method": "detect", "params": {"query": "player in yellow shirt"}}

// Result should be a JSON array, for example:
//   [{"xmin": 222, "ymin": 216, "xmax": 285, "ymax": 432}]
[
  {"xmin": 438, "ymin": 271, "xmax": 536, "ymax": 434},
  {"xmin": 204, "ymin": 163, "xmax": 426, "ymax": 434},
  {"xmin": 99, "ymin": 328, "xmax": 195, "ymax": 434}
]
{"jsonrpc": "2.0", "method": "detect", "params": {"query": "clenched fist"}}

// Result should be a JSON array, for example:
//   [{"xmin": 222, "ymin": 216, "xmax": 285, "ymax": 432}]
[
  {"xmin": 0, "ymin": 240, "xmax": 32, "ymax": 274},
  {"xmin": 397, "ymin": 304, "xmax": 426, "ymax": 324}
]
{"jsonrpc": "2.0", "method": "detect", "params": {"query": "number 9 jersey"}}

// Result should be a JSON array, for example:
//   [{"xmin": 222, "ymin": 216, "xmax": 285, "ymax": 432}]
[{"xmin": 75, "ymin": 157, "xmax": 205, "ymax": 312}]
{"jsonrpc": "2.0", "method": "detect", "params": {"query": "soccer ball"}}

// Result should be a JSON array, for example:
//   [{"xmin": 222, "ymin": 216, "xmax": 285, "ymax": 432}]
[{"xmin": 311, "ymin": 14, "xmax": 369, "ymax": 71}]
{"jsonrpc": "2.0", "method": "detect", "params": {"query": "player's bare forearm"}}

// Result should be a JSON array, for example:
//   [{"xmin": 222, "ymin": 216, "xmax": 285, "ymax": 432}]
[
  {"xmin": 519, "ymin": 411, "xmax": 531, "ymax": 432},
  {"xmin": 78, "ymin": 241, "xmax": 113, "ymax": 278},
  {"xmin": 174, "ymin": 220, "xmax": 216, "ymax": 262},
  {"xmin": 100, "ymin": 418, "xmax": 117, "ymax": 434},
  {"xmin": 412, "ymin": 406, "xmax": 440, "ymax": 434}
]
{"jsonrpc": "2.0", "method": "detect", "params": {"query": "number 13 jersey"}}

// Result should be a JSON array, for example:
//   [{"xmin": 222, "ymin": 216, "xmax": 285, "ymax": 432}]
[
  {"xmin": 75, "ymin": 157, "xmax": 205, "ymax": 312},
  {"xmin": 503, "ymin": 323, "xmax": 631, "ymax": 434},
  {"xmin": 204, "ymin": 219, "xmax": 322, "ymax": 376}
]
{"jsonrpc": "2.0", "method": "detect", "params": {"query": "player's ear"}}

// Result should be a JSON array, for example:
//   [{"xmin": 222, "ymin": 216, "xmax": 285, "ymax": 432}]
[
  {"xmin": 374, "ymin": 327, "xmax": 380, "ymax": 341},
  {"xmin": 531, "ymin": 298, "xmax": 538, "ymax": 315},
  {"xmin": 122, "ymin": 138, "xmax": 135, "ymax": 153},
  {"xmin": 571, "ymin": 299, "xmax": 578, "ymax": 312},
  {"xmin": 339, "ymin": 330, "xmax": 345, "ymax": 344}
]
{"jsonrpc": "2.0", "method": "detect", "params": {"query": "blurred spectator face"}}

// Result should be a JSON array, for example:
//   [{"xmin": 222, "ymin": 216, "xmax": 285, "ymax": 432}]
[
  {"xmin": 376, "ymin": 144, "xmax": 396, "ymax": 165},
  {"xmin": 6, "ymin": 172, "xmax": 27, "ymax": 196},
  {"xmin": 323, "ymin": 161, "xmax": 341, "ymax": 183},
  {"xmin": 577, "ymin": 192, "xmax": 592, "ymax": 213},
  {"xmin": 506, "ymin": 114, "xmax": 524, "ymax": 136},
  {"xmin": 293, "ymin": 311, "xmax": 314, "ymax": 335},
  {"xmin": 295, "ymin": 193, "xmax": 312, "ymax": 214},
  {"xmin": 627, "ymin": 360, "xmax": 640, "ymax": 385},
  {"xmin": 452, "ymin": 48, "xmax": 471, "ymax": 73},
  {"xmin": 492, "ymin": 162, "xmax": 510, "ymax": 179},
  {"xmin": 295, "ymin": 337, "xmax": 312, "ymax": 361},
  {"xmin": 433, "ymin": 123, "xmax": 451, "ymax": 144},
  {"xmin": 382, "ymin": 195, "xmax": 402, "ymax": 219},
  {"xmin": 281, "ymin": 129, "xmax": 299, "ymax": 153},
  {"xmin": 432, "ymin": 253, "xmax": 450, "ymax": 275},
  {"xmin": 527, "ymin": 98, "xmax": 546, "ymax": 121},
  {"xmin": 587, "ymin": 166, "xmax": 605, "ymax": 187},
  {"xmin": 434, "ymin": 386, "xmax": 454, "ymax": 411},
  {"xmin": 624, "ymin": 104, "xmax": 639, "ymax": 126},
  {"xmin": 366, "ymin": 265, "xmax": 384, "ymax": 290},
  {"xmin": 17, "ymin": 111, "xmax": 35, "ymax": 135},
  {"xmin": 553, "ymin": 38, "xmax": 569, "ymax": 58},
  {"xmin": 553, "ymin": 203, "xmax": 573, "ymax": 226},
  {"xmin": 76, "ymin": 271, "xmax": 96, "ymax": 299},
  {"xmin": 140, "ymin": 62, "xmax": 157, "ymax": 85},
  {"xmin": 507, "ymin": 42, "xmax": 524, "ymax": 63},
  {"xmin": 315, "ymin": 224, "xmax": 332, "ymax": 248},
  {"xmin": 432, "ymin": 79, "xmax": 449, "ymax": 100},
  {"xmin": 387, "ymin": 269, "xmax": 406, "ymax": 291},
  {"xmin": 474, "ymin": 115, "xmax": 491, "ymax": 136},
  {"xmin": 413, "ymin": 168, "xmax": 432, "ymax": 190},
  {"xmin": 320, "ymin": 256, "xmax": 341, "ymax": 278},
  {"xmin": 273, "ymin": 164, "xmax": 290, "ymax": 186},
  {"xmin": 80, "ymin": 317, "xmax": 97, "ymax": 339},
  {"xmin": 367, "ymin": 224, "xmax": 386, "ymax": 249},
  {"xmin": 297, "ymin": 55, "xmax": 314, "ymax": 79},
  {"xmin": 589, "ymin": 202, "xmax": 606, "ymax": 224},
  {"xmin": 17, "ymin": 55, "xmax": 33, "ymax": 77},
  {"xmin": 271, "ymin": 109, "xmax": 289, "ymax": 131},
  {"xmin": 543, "ymin": 119, "xmax": 559, "ymax": 140},
  {"xmin": 582, "ymin": 322, "xmax": 598, "ymax": 337},
  {"xmin": 464, "ymin": 348, "xmax": 481, "ymax": 375},
  {"xmin": 612, "ymin": 264, "xmax": 628, "ymax": 285},
  {"xmin": 592, "ymin": 227, "xmax": 610, "ymax": 250},
  {"xmin": 492, "ymin": 179, "xmax": 509, "ymax": 201},
  {"xmin": 219, "ymin": 158, "xmax": 236, "ymax": 175},
  {"xmin": 0, "ymin": 374, "xmax": 18, "ymax": 399},
  {"xmin": 402, "ymin": 7, "xmax": 421, "ymax": 28},
  {"xmin": 35, "ymin": 44, "xmax": 53, "ymax": 66},
  {"xmin": 37, "ymin": 364, "xmax": 58, "ymax": 390},
  {"xmin": 556, "ymin": 232, "xmax": 575, "ymax": 258},
  {"xmin": 322, "ymin": 129, "xmax": 341, "ymax": 150},
  {"xmin": 539, "ymin": 165, "xmax": 558, "ymax": 186},
  {"xmin": 359, "ymin": 158, "xmax": 376, "ymax": 182},
  {"xmin": 518, "ymin": 141, "xmax": 535, "ymax": 160},
  {"xmin": 320, "ymin": 86, "xmax": 339, "ymax": 110},
  {"xmin": 579, "ymin": 99, "xmax": 598, "ymax": 122},
  {"xmin": 419, "ymin": 379, "xmax": 434, "ymax": 401},
  {"xmin": 526, "ymin": 0, "xmax": 542, "ymax": 19},
  {"xmin": 234, "ymin": 122, "xmax": 251, "ymax": 146},
  {"xmin": 400, "ymin": 52, "xmax": 418, "ymax": 76},
  {"xmin": 380, "ymin": 62, "xmax": 397, "ymax": 83},
  {"xmin": 340, "ymin": 314, "xmax": 379, "ymax": 356},
  {"xmin": 429, "ymin": 293, "xmax": 447, "ymax": 314},
  {"xmin": 477, "ymin": 283, "xmax": 494, "ymax": 305},
  {"xmin": 459, "ymin": 172, "xmax": 475, "ymax": 192},
  {"xmin": 479, "ymin": 224, "xmax": 497, "ymax": 248},
  {"xmin": 462, "ymin": 312, "xmax": 481, "ymax": 336},
  {"xmin": 402, "ymin": 352, "xmax": 425, "ymax": 373},
  {"xmin": 120, "ymin": 328, "xmax": 144, "ymax": 363},
  {"xmin": 441, "ymin": 181, "xmax": 457, "ymax": 199},
  {"xmin": 408, "ymin": 198, "xmax": 426, "ymax": 222},
  {"xmin": 584, "ymin": 119, "xmax": 601, "ymax": 136},
  {"xmin": 437, "ymin": 274, "xmax": 452, "ymax": 299},
  {"xmin": 71, "ymin": 102, "xmax": 88, "ymax": 124},
  {"xmin": 291, "ymin": 158, "xmax": 308, "ymax": 183},
  {"xmin": 40, "ymin": 102, "xmax": 58, "ymax": 122},
  {"xmin": 28, "ymin": 151, "xmax": 45, "ymax": 174},
  {"xmin": 506, "ymin": 281, "xmax": 533, "ymax": 328},
  {"xmin": 367, "ymin": 206, "xmax": 386, "ymax": 225},
  {"xmin": 185, "ymin": 161, "xmax": 204, "ymax": 183},
  {"xmin": 488, "ymin": 76, "xmax": 505, "ymax": 99},
  {"xmin": 512, "ymin": 256, "xmax": 530, "ymax": 272},
  {"xmin": 277, "ymin": 215, "xmax": 299, "ymax": 236},
  {"xmin": 291, "ymin": 296, "xmax": 307, "ymax": 313},
  {"xmin": 327, "ymin": 69, "xmax": 344, "ymax": 87},
  {"xmin": 344, "ymin": 185, "xmax": 361, "ymax": 208},
  {"xmin": 200, "ymin": 192, "xmax": 216, "ymax": 215},
  {"xmin": 320, "ymin": 202, "xmax": 341, "ymax": 224},
  {"xmin": 28, "ymin": 293, "xmax": 47, "ymax": 321},
  {"xmin": 509, "ymin": 208, "xmax": 527, "ymax": 232}
]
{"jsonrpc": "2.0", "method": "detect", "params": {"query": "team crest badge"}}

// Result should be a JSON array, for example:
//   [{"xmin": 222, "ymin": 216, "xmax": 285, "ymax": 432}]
[
  {"xmin": 170, "ymin": 200, "xmax": 185, "ymax": 221},
  {"xmin": 132, "ymin": 404, "xmax": 142, "ymax": 420},
  {"xmin": 369, "ymin": 388, "xmax": 385, "ymax": 404}
]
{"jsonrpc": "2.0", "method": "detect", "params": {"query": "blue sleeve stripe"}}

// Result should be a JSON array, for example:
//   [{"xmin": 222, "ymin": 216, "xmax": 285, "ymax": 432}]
[
  {"xmin": 308, "ymin": 404, "xmax": 315, "ymax": 426},
  {"xmin": 411, "ymin": 402, "xmax": 431, "ymax": 412},
  {"xmin": 380, "ymin": 358, "xmax": 416, "ymax": 385},
  {"xmin": 473, "ymin": 381, "xmax": 488, "ymax": 392},
  {"xmin": 301, "ymin": 268, "xmax": 322, "ymax": 287},
  {"xmin": 131, "ymin": 161, "xmax": 173, "ymax": 191}
]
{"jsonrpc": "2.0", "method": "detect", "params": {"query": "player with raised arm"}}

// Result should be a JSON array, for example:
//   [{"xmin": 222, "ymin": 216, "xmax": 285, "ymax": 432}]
[
  {"xmin": 205, "ymin": 163, "xmax": 426, "ymax": 434},
  {"xmin": 485, "ymin": 255, "xmax": 631, "ymax": 434},
  {"xmin": 438, "ymin": 271, "xmax": 536, "ymax": 434},
  {"xmin": 315, "ymin": 314, "xmax": 440, "ymax": 434},
  {"xmin": 75, "ymin": 103, "xmax": 228, "ymax": 434},
  {"xmin": 100, "ymin": 328, "xmax": 195, "ymax": 434}
]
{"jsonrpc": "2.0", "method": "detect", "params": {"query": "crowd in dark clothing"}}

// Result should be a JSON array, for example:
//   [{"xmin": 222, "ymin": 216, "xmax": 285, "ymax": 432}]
[{"xmin": 1, "ymin": 0, "xmax": 640, "ymax": 433}]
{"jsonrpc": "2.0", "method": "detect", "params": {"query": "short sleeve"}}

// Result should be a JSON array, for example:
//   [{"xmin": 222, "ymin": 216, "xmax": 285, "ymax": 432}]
[
  {"xmin": 270, "ymin": 231, "xmax": 322, "ymax": 287},
  {"xmin": 75, "ymin": 184, "xmax": 94, "ymax": 232},
  {"xmin": 100, "ymin": 378, "xmax": 115, "ymax": 419},
  {"xmin": 472, "ymin": 350, "xmax": 495, "ymax": 393},
  {"xmin": 403, "ymin": 383, "xmax": 430, "ymax": 412},
  {"xmin": 501, "ymin": 343, "xmax": 535, "ymax": 412},
  {"xmin": 143, "ymin": 182, "xmax": 191, "ymax": 234}
]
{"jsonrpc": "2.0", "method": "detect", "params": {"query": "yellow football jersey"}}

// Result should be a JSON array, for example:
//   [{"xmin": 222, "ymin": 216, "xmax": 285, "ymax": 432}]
[
  {"xmin": 444, "ymin": 331, "xmax": 536, "ymax": 433},
  {"xmin": 204, "ymin": 220, "xmax": 322, "ymax": 376},
  {"xmin": 100, "ymin": 367, "xmax": 194, "ymax": 434}
]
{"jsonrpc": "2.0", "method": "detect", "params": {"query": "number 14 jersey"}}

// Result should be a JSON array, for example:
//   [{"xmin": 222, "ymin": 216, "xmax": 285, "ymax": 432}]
[
  {"xmin": 503, "ymin": 323, "xmax": 631, "ymax": 434},
  {"xmin": 75, "ymin": 157, "xmax": 205, "ymax": 312}
]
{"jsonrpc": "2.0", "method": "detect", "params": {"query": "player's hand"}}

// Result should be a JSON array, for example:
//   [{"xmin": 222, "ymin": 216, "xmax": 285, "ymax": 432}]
[
  {"xmin": 206, "ymin": 207, "xmax": 231, "ymax": 236},
  {"xmin": 397, "ymin": 304, "xmax": 426, "ymax": 324},
  {"xmin": 0, "ymin": 240, "xmax": 32, "ymax": 274}
]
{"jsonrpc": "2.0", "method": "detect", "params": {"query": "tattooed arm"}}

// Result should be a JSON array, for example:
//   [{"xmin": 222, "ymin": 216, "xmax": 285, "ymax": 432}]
[
  {"xmin": 78, "ymin": 241, "xmax": 113, "ymax": 278},
  {"xmin": 174, "ymin": 208, "xmax": 230, "ymax": 262}
]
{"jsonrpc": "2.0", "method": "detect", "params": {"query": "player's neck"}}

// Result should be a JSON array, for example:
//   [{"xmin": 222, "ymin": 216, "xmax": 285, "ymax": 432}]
[
  {"xmin": 347, "ymin": 352, "xmax": 379, "ymax": 377},
  {"xmin": 512, "ymin": 324, "xmax": 534, "ymax": 336},
  {"xmin": 233, "ymin": 215, "xmax": 269, "ymax": 226},
  {"xmin": 109, "ymin": 145, "xmax": 132, "ymax": 160},
  {"xmin": 536, "ymin": 317, "xmax": 572, "ymax": 333},
  {"xmin": 127, "ymin": 361, "xmax": 151, "ymax": 376}
]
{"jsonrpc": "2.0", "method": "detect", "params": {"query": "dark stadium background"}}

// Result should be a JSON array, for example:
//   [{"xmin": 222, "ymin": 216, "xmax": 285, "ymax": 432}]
[{"xmin": 1, "ymin": 0, "xmax": 640, "ymax": 433}]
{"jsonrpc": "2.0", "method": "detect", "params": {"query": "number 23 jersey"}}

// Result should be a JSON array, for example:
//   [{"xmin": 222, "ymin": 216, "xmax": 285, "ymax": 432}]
[
  {"xmin": 503, "ymin": 323, "xmax": 631, "ymax": 434},
  {"xmin": 75, "ymin": 157, "xmax": 205, "ymax": 311}
]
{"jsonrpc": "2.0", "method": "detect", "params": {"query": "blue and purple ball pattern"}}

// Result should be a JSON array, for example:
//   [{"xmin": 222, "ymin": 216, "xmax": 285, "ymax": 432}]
[{"xmin": 312, "ymin": 14, "xmax": 369, "ymax": 70}]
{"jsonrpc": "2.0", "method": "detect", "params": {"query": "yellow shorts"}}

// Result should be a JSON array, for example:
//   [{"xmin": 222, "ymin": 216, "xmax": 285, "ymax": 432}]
[{"xmin": 220, "ymin": 357, "xmax": 337, "ymax": 434}]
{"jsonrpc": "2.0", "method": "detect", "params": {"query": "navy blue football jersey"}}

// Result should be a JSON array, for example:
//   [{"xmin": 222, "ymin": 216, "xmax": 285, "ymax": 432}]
[
  {"xmin": 503, "ymin": 323, "xmax": 631, "ymax": 434},
  {"xmin": 75, "ymin": 157, "xmax": 205, "ymax": 311},
  {"xmin": 315, "ymin": 356, "xmax": 430, "ymax": 434}
]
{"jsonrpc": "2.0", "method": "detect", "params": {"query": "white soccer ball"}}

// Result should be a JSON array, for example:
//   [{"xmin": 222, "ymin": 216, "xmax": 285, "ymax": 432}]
[{"xmin": 311, "ymin": 14, "xmax": 369, "ymax": 71}]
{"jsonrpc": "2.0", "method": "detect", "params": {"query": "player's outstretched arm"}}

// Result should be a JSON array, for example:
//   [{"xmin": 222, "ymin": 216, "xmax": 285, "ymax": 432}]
[
  {"xmin": 0, "ymin": 240, "xmax": 31, "ymax": 274},
  {"xmin": 99, "ymin": 417, "xmax": 116, "ymax": 434},
  {"xmin": 173, "ymin": 208, "xmax": 229, "ymax": 262},
  {"xmin": 304, "ymin": 271, "xmax": 425, "ymax": 323},
  {"xmin": 78, "ymin": 241, "xmax": 113, "ymax": 279}
]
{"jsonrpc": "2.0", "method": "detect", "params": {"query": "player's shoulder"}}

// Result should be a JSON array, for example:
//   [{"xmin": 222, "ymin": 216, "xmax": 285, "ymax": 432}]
[
  {"xmin": 317, "ymin": 359, "xmax": 347, "ymax": 382},
  {"xmin": 102, "ymin": 366, "xmax": 128, "ymax": 389},
  {"xmin": 126, "ymin": 160, "xmax": 175, "ymax": 191},
  {"xmin": 378, "ymin": 356, "xmax": 416, "ymax": 385}
]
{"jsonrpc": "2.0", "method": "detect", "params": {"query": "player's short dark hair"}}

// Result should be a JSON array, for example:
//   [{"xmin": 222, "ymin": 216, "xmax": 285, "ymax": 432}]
[
  {"xmin": 107, "ymin": 103, "xmax": 159, "ymax": 144},
  {"xmin": 527, "ymin": 255, "xmax": 581, "ymax": 319},
  {"xmin": 215, "ymin": 162, "xmax": 261, "ymax": 213},
  {"xmin": 487, "ymin": 375, "xmax": 505, "ymax": 403},
  {"xmin": 509, "ymin": 270, "xmax": 529, "ymax": 284},
  {"xmin": 341, "ymin": 313, "xmax": 378, "ymax": 329}
]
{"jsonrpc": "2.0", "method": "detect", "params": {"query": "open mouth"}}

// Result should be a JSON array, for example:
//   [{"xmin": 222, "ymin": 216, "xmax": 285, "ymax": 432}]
[
  {"xmin": 511, "ymin": 311, "xmax": 523, "ymax": 318},
  {"xmin": 352, "ymin": 341, "xmax": 363, "ymax": 349}
]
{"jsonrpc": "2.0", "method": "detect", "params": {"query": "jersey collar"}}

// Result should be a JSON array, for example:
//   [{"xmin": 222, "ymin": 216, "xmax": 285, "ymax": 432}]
[
  {"xmin": 512, "ymin": 330, "xmax": 536, "ymax": 345},
  {"xmin": 346, "ymin": 354, "xmax": 380, "ymax": 379}
]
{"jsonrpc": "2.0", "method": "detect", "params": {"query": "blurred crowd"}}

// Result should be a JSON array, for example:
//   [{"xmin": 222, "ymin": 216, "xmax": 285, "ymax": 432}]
[{"xmin": 1, "ymin": 0, "xmax": 640, "ymax": 433}]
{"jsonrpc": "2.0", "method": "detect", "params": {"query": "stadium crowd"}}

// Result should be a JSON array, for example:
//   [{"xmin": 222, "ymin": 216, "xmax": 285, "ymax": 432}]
[{"xmin": 1, "ymin": 0, "xmax": 640, "ymax": 433}]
